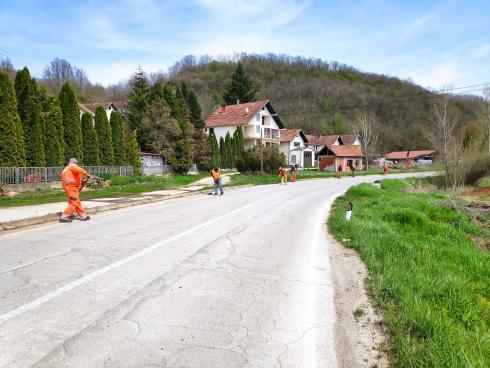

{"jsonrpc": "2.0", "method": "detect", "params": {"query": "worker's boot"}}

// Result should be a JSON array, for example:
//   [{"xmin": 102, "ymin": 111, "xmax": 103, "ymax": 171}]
[
  {"xmin": 59, "ymin": 214, "xmax": 73, "ymax": 223},
  {"xmin": 79, "ymin": 214, "xmax": 91, "ymax": 221}
]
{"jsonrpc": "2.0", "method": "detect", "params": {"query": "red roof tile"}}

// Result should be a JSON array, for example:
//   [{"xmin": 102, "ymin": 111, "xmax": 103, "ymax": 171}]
[
  {"xmin": 305, "ymin": 135, "xmax": 339, "ymax": 146},
  {"xmin": 385, "ymin": 150, "xmax": 435, "ymax": 159},
  {"xmin": 280, "ymin": 129, "xmax": 302, "ymax": 142},
  {"xmin": 340, "ymin": 134, "xmax": 359, "ymax": 145},
  {"xmin": 205, "ymin": 100, "xmax": 269, "ymax": 128},
  {"xmin": 327, "ymin": 145, "xmax": 363, "ymax": 157}
]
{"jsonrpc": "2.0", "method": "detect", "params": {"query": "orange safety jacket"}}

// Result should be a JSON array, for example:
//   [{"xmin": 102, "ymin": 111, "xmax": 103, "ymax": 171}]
[
  {"xmin": 61, "ymin": 163, "xmax": 88, "ymax": 188},
  {"xmin": 210, "ymin": 169, "xmax": 220, "ymax": 181}
]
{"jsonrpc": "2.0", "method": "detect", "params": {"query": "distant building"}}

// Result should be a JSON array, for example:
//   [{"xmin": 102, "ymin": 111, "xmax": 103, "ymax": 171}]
[
  {"xmin": 279, "ymin": 129, "xmax": 316, "ymax": 167},
  {"xmin": 384, "ymin": 150, "xmax": 436, "ymax": 167},
  {"xmin": 204, "ymin": 100, "xmax": 285, "ymax": 149},
  {"xmin": 79, "ymin": 101, "xmax": 128, "ymax": 120},
  {"xmin": 317, "ymin": 145, "xmax": 364, "ymax": 172}
]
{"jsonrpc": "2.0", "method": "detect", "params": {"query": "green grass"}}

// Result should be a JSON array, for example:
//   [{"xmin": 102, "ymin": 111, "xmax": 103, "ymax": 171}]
[
  {"xmin": 328, "ymin": 179, "xmax": 490, "ymax": 367},
  {"xmin": 227, "ymin": 168, "xmax": 430, "ymax": 187},
  {"xmin": 0, "ymin": 174, "xmax": 207, "ymax": 208},
  {"xmin": 474, "ymin": 176, "xmax": 490, "ymax": 188}
]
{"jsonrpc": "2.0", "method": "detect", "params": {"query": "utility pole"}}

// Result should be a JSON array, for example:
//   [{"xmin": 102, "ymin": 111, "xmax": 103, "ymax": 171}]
[{"xmin": 260, "ymin": 126, "xmax": 264, "ymax": 173}]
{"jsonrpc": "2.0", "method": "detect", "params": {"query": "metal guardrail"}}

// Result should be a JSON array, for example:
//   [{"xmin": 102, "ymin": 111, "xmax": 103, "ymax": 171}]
[{"xmin": 0, "ymin": 166, "xmax": 134, "ymax": 184}]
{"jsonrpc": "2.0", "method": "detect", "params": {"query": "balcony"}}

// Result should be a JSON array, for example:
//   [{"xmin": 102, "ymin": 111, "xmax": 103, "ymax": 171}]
[{"xmin": 263, "ymin": 128, "xmax": 280, "ymax": 140}]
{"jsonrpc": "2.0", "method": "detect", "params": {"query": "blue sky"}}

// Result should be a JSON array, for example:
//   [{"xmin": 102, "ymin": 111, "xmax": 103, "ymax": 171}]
[{"xmin": 1, "ymin": 0, "xmax": 489, "ymax": 90}]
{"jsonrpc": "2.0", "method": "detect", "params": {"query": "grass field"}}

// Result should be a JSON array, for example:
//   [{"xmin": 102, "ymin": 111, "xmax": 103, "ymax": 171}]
[
  {"xmin": 0, "ymin": 174, "xmax": 207, "ymax": 207},
  {"xmin": 328, "ymin": 179, "xmax": 489, "ymax": 367},
  {"xmin": 227, "ymin": 168, "xmax": 428, "ymax": 187}
]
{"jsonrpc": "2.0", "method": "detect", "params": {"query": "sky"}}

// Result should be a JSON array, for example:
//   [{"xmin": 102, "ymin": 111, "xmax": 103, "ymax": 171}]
[{"xmin": 0, "ymin": 0, "xmax": 489, "ymax": 92}]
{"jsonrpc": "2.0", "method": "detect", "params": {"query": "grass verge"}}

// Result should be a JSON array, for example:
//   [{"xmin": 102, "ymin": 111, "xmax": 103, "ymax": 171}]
[
  {"xmin": 328, "ymin": 178, "xmax": 489, "ymax": 367},
  {"xmin": 0, "ymin": 174, "xmax": 207, "ymax": 208},
  {"xmin": 227, "ymin": 168, "xmax": 429, "ymax": 187}
]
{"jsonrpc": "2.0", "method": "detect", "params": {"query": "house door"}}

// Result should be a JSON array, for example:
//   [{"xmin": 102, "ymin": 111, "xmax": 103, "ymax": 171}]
[{"xmin": 304, "ymin": 151, "xmax": 312, "ymax": 167}]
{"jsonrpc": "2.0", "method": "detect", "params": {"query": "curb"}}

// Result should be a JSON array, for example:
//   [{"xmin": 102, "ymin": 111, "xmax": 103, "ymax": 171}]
[
  {"xmin": 0, "ymin": 190, "xmax": 204, "ymax": 233},
  {"xmin": 0, "ymin": 184, "xmax": 255, "ymax": 234}
]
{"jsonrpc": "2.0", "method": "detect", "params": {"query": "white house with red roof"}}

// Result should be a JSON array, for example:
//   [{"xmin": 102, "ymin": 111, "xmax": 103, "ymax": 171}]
[
  {"xmin": 79, "ymin": 101, "xmax": 128, "ymax": 121},
  {"xmin": 204, "ymin": 100, "xmax": 284, "ymax": 149},
  {"xmin": 279, "ymin": 129, "xmax": 316, "ymax": 167}
]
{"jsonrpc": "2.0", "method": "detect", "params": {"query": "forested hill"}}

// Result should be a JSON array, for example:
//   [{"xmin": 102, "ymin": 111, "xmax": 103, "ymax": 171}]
[{"xmin": 170, "ymin": 54, "xmax": 483, "ymax": 153}]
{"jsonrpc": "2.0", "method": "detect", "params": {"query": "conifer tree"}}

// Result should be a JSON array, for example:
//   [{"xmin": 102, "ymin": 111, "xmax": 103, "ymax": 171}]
[
  {"xmin": 223, "ymin": 62, "xmax": 256, "ymax": 104},
  {"xmin": 219, "ymin": 136, "xmax": 226, "ymax": 168},
  {"xmin": 59, "ymin": 82, "xmax": 83, "ymax": 163},
  {"xmin": 0, "ymin": 72, "xmax": 26, "ymax": 166},
  {"xmin": 110, "ymin": 111, "xmax": 126, "ymax": 165},
  {"xmin": 94, "ymin": 106, "xmax": 114, "ymax": 165},
  {"xmin": 15, "ymin": 67, "xmax": 46, "ymax": 166},
  {"xmin": 38, "ymin": 86, "xmax": 64, "ymax": 166},
  {"xmin": 208, "ymin": 133, "xmax": 220, "ymax": 168},
  {"xmin": 124, "ymin": 129, "xmax": 141, "ymax": 175},
  {"xmin": 236, "ymin": 126, "xmax": 244, "ymax": 152},
  {"xmin": 225, "ymin": 132, "xmax": 234, "ymax": 168},
  {"xmin": 81, "ymin": 112, "xmax": 100, "ymax": 166},
  {"xmin": 127, "ymin": 67, "xmax": 149, "ymax": 149}
]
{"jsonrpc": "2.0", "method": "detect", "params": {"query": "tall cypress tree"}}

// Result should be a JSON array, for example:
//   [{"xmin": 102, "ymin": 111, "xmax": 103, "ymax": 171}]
[
  {"xmin": 225, "ymin": 132, "xmax": 233, "ymax": 168},
  {"xmin": 110, "ymin": 111, "xmax": 126, "ymax": 165},
  {"xmin": 236, "ymin": 126, "xmax": 244, "ymax": 152},
  {"xmin": 0, "ymin": 72, "xmax": 25, "ymax": 166},
  {"xmin": 127, "ymin": 67, "xmax": 149, "ymax": 149},
  {"xmin": 59, "ymin": 82, "xmax": 83, "ymax": 163},
  {"xmin": 15, "ymin": 67, "xmax": 46, "ymax": 166},
  {"xmin": 208, "ymin": 133, "xmax": 220, "ymax": 168},
  {"xmin": 223, "ymin": 62, "xmax": 256, "ymax": 104},
  {"xmin": 81, "ymin": 112, "xmax": 100, "ymax": 166},
  {"xmin": 219, "ymin": 136, "xmax": 226, "ymax": 168},
  {"xmin": 94, "ymin": 105, "xmax": 114, "ymax": 165},
  {"xmin": 125, "ymin": 129, "xmax": 141, "ymax": 175},
  {"xmin": 38, "ymin": 86, "xmax": 64, "ymax": 166}
]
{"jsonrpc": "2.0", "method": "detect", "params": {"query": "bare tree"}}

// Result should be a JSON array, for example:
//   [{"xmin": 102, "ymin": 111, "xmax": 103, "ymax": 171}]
[
  {"xmin": 0, "ymin": 58, "xmax": 15, "ymax": 81},
  {"xmin": 480, "ymin": 87, "xmax": 490, "ymax": 156},
  {"xmin": 353, "ymin": 111, "xmax": 378, "ymax": 170},
  {"xmin": 427, "ymin": 91, "xmax": 469, "ymax": 190}
]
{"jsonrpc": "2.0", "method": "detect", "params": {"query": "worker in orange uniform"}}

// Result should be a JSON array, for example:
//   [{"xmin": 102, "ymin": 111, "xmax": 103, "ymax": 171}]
[
  {"xmin": 337, "ymin": 163, "xmax": 343, "ymax": 179},
  {"xmin": 59, "ymin": 158, "xmax": 91, "ymax": 222}
]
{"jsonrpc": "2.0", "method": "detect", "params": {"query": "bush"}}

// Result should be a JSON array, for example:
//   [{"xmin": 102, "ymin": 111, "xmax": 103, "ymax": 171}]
[
  {"xmin": 236, "ymin": 146, "xmax": 286, "ymax": 173},
  {"xmin": 464, "ymin": 154, "xmax": 490, "ymax": 185}
]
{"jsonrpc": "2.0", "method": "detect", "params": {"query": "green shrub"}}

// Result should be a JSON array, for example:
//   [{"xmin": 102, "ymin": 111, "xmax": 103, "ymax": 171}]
[{"xmin": 236, "ymin": 146, "xmax": 286, "ymax": 173}]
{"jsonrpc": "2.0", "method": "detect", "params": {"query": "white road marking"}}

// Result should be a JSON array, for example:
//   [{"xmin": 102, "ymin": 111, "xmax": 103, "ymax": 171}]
[{"xmin": 0, "ymin": 191, "xmax": 288, "ymax": 324}]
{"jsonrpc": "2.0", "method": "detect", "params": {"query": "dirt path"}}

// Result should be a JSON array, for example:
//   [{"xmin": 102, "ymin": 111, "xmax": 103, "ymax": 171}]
[{"xmin": 328, "ymin": 233, "xmax": 389, "ymax": 367}]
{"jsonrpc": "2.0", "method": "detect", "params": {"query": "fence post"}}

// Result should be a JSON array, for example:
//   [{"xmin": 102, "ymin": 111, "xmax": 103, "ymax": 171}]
[
  {"xmin": 119, "ymin": 166, "xmax": 123, "ymax": 176},
  {"xmin": 44, "ymin": 167, "xmax": 48, "ymax": 182},
  {"xmin": 15, "ymin": 168, "xmax": 19, "ymax": 184}
]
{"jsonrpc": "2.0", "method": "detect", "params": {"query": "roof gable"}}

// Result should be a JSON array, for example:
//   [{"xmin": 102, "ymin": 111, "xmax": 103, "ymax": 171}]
[
  {"xmin": 280, "ymin": 129, "xmax": 307, "ymax": 142},
  {"xmin": 385, "ymin": 150, "xmax": 436, "ymax": 159},
  {"xmin": 205, "ymin": 100, "xmax": 284, "ymax": 129},
  {"xmin": 318, "ymin": 144, "xmax": 363, "ymax": 157}
]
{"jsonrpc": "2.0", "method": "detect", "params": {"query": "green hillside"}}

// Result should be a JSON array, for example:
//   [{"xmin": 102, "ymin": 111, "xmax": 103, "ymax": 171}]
[{"xmin": 170, "ymin": 54, "xmax": 484, "ymax": 153}]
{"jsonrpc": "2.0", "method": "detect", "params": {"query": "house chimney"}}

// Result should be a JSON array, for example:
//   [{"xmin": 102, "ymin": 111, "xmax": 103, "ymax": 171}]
[
  {"xmin": 245, "ymin": 107, "xmax": 249, "ymax": 114},
  {"xmin": 221, "ymin": 105, "xmax": 227, "ymax": 113},
  {"xmin": 236, "ymin": 99, "xmax": 240, "ymax": 105}
]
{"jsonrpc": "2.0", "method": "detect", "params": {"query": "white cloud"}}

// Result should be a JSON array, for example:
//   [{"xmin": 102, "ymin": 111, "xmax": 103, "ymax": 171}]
[
  {"xmin": 407, "ymin": 62, "xmax": 461, "ymax": 89},
  {"xmin": 395, "ymin": 14, "xmax": 434, "ymax": 45}
]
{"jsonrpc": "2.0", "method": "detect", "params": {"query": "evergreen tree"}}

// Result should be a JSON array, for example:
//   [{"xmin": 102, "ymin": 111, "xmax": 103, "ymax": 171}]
[
  {"xmin": 94, "ymin": 105, "xmax": 114, "ymax": 165},
  {"xmin": 81, "ymin": 112, "xmax": 100, "ymax": 166},
  {"xmin": 124, "ymin": 129, "xmax": 141, "ymax": 175},
  {"xmin": 182, "ymin": 83, "xmax": 204, "ymax": 129},
  {"xmin": 225, "ymin": 132, "xmax": 234, "ymax": 168},
  {"xmin": 110, "ymin": 111, "xmax": 126, "ymax": 165},
  {"xmin": 127, "ymin": 67, "xmax": 149, "ymax": 149},
  {"xmin": 236, "ymin": 126, "xmax": 244, "ymax": 152},
  {"xmin": 208, "ymin": 133, "xmax": 220, "ymax": 168},
  {"xmin": 15, "ymin": 67, "xmax": 46, "ymax": 166},
  {"xmin": 223, "ymin": 62, "xmax": 256, "ymax": 104},
  {"xmin": 0, "ymin": 72, "xmax": 26, "ymax": 166},
  {"xmin": 219, "ymin": 136, "xmax": 226, "ymax": 168},
  {"xmin": 38, "ymin": 86, "xmax": 64, "ymax": 166},
  {"xmin": 59, "ymin": 82, "xmax": 83, "ymax": 163}
]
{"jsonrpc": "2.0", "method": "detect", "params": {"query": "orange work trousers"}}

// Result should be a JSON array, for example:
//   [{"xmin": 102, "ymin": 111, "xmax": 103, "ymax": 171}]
[
  {"xmin": 337, "ymin": 171, "xmax": 342, "ymax": 178},
  {"xmin": 292, "ymin": 173, "xmax": 297, "ymax": 182},
  {"xmin": 63, "ymin": 186, "xmax": 85, "ymax": 216}
]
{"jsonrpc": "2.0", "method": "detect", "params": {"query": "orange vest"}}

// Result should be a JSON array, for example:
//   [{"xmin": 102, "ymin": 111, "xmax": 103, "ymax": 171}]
[
  {"xmin": 61, "ymin": 163, "xmax": 88, "ymax": 188},
  {"xmin": 211, "ymin": 169, "xmax": 220, "ymax": 180}
]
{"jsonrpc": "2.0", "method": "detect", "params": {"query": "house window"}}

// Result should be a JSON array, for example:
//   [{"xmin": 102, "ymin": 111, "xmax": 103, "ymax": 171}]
[
  {"xmin": 347, "ymin": 159, "xmax": 353, "ymax": 168},
  {"xmin": 291, "ymin": 155, "xmax": 297, "ymax": 164},
  {"xmin": 256, "ymin": 125, "xmax": 261, "ymax": 133},
  {"xmin": 209, "ymin": 128, "xmax": 214, "ymax": 134},
  {"xmin": 355, "ymin": 159, "xmax": 359, "ymax": 167},
  {"xmin": 293, "ymin": 142, "xmax": 300, "ymax": 147},
  {"xmin": 255, "ymin": 113, "xmax": 260, "ymax": 121}
]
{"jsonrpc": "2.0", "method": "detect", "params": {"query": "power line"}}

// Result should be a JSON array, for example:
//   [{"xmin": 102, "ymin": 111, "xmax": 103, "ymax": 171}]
[{"xmin": 0, "ymin": 46, "xmax": 42, "ymax": 73}]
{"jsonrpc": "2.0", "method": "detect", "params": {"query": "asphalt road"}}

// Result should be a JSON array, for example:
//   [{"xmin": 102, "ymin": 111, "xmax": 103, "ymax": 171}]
[{"xmin": 0, "ymin": 174, "xmax": 422, "ymax": 368}]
